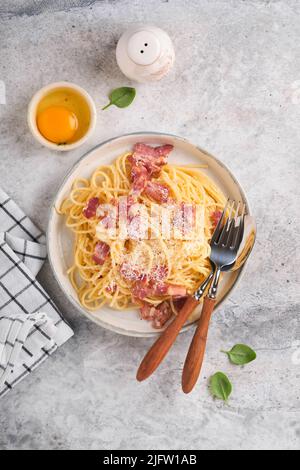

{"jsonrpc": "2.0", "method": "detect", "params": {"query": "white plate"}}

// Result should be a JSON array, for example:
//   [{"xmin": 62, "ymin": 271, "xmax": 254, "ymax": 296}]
[{"xmin": 47, "ymin": 132, "xmax": 250, "ymax": 337}]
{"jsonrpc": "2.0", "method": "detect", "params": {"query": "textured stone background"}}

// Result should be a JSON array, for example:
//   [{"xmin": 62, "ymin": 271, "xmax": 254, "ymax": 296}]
[{"xmin": 0, "ymin": 0, "xmax": 299, "ymax": 450}]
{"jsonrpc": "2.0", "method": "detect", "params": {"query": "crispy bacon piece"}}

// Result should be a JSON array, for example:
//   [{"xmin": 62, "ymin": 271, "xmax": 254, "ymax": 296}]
[
  {"xmin": 130, "ymin": 163, "xmax": 149, "ymax": 193},
  {"xmin": 118, "ymin": 195, "xmax": 137, "ymax": 223},
  {"xmin": 132, "ymin": 143, "xmax": 173, "ymax": 176},
  {"xmin": 166, "ymin": 284, "xmax": 187, "ymax": 297},
  {"xmin": 92, "ymin": 241, "xmax": 110, "ymax": 265},
  {"xmin": 130, "ymin": 279, "xmax": 162, "ymax": 300},
  {"xmin": 133, "ymin": 143, "xmax": 173, "ymax": 160},
  {"xmin": 83, "ymin": 197, "xmax": 99, "ymax": 219},
  {"xmin": 150, "ymin": 265, "xmax": 168, "ymax": 282},
  {"xmin": 148, "ymin": 282, "xmax": 187, "ymax": 298},
  {"xmin": 140, "ymin": 301, "xmax": 172, "ymax": 329},
  {"xmin": 139, "ymin": 287, "xmax": 187, "ymax": 329},
  {"xmin": 152, "ymin": 302, "xmax": 172, "ymax": 329},
  {"xmin": 153, "ymin": 144, "xmax": 174, "ymax": 157},
  {"xmin": 97, "ymin": 200, "xmax": 118, "ymax": 230},
  {"xmin": 147, "ymin": 282, "xmax": 168, "ymax": 296},
  {"xmin": 140, "ymin": 303, "xmax": 155, "ymax": 320},
  {"xmin": 132, "ymin": 278, "xmax": 149, "ymax": 300},
  {"xmin": 211, "ymin": 210, "xmax": 223, "ymax": 227},
  {"xmin": 133, "ymin": 143, "xmax": 173, "ymax": 158},
  {"xmin": 144, "ymin": 181, "xmax": 169, "ymax": 204},
  {"xmin": 131, "ymin": 278, "xmax": 186, "ymax": 300},
  {"xmin": 173, "ymin": 202, "xmax": 196, "ymax": 236},
  {"xmin": 128, "ymin": 143, "xmax": 173, "ymax": 195},
  {"xmin": 126, "ymin": 195, "xmax": 136, "ymax": 212}
]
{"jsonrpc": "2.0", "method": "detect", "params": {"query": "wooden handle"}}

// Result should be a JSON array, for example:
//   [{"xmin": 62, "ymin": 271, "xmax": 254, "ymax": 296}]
[
  {"xmin": 136, "ymin": 296, "xmax": 199, "ymax": 382},
  {"xmin": 182, "ymin": 296, "xmax": 216, "ymax": 394}
]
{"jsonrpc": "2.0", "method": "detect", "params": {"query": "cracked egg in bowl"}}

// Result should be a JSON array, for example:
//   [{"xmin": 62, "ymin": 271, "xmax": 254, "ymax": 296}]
[{"xmin": 28, "ymin": 81, "xmax": 96, "ymax": 151}]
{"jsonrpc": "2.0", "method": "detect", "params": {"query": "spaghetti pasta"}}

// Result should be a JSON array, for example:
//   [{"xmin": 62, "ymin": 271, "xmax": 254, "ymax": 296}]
[{"xmin": 59, "ymin": 144, "xmax": 226, "ymax": 327}]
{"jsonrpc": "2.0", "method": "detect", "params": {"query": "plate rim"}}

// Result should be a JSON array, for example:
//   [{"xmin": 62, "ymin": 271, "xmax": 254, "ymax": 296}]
[{"xmin": 47, "ymin": 131, "xmax": 251, "ymax": 337}]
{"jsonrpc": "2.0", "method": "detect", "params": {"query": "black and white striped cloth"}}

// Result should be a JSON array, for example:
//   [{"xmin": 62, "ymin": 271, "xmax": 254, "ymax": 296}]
[{"xmin": 0, "ymin": 188, "xmax": 73, "ymax": 398}]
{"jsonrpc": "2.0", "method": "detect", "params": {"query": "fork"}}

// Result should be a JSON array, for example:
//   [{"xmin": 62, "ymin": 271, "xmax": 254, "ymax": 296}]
[
  {"xmin": 181, "ymin": 200, "xmax": 245, "ymax": 393},
  {"xmin": 136, "ymin": 200, "xmax": 244, "ymax": 382}
]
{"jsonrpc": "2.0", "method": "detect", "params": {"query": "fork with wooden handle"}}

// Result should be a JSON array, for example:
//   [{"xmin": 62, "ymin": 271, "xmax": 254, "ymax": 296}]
[
  {"xmin": 137, "ymin": 201, "xmax": 245, "ymax": 384},
  {"xmin": 136, "ymin": 203, "xmax": 230, "ymax": 383},
  {"xmin": 181, "ymin": 201, "xmax": 245, "ymax": 393}
]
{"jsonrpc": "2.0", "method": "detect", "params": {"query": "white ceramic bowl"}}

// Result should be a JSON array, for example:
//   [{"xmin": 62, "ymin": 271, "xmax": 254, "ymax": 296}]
[
  {"xmin": 47, "ymin": 132, "xmax": 251, "ymax": 337},
  {"xmin": 27, "ymin": 81, "xmax": 97, "ymax": 151}
]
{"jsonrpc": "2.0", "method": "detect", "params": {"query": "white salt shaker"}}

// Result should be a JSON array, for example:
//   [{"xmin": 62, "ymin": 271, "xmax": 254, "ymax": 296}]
[{"xmin": 116, "ymin": 25, "xmax": 175, "ymax": 83}]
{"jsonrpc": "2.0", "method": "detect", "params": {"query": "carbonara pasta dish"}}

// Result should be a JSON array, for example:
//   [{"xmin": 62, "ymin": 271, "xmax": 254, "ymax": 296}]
[{"xmin": 59, "ymin": 143, "xmax": 226, "ymax": 329}]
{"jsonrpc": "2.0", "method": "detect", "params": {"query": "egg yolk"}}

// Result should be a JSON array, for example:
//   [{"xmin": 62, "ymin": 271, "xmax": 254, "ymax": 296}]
[{"xmin": 37, "ymin": 106, "xmax": 78, "ymax": 144}]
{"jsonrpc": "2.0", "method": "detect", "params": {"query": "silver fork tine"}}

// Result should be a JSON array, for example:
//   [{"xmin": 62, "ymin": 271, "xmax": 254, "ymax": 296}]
[
  {"xmin": 231, "ymin": 204, "xmax": 246, "ymax": 249},
  {"xmin": 218, "ymin": 200, "xmax": 235, "ymax": 246},
  {"xmin": 211, "ymin": 199, "xmax": 229, "ymax": 244},
  {"xmin": 223, "ymin": 218, "xmax": 237, "ymax": 247},
  {"xmin": 231, "ymin": 219, "xmax": 242, "ymax": 249},
  {"xmin": 227, "ymin": 201, "xmax": 241, "ymax": 247},
  {"xmin": 230, "ymin": 218, "xmax": 241, "ymax": 249},
  {"xmin": 234, "ymin": 201, "xmax": 241, "ymax": 219},
  {"xmin": 241, "ymin": 202, "xmax": 246, "ymax": 218},
  {"xmin": 227, "ymin": 200, "xmax": 245, "ymax": 247}
]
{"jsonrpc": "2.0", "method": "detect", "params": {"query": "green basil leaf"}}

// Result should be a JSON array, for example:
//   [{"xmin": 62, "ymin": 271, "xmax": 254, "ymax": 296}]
[
  {"xmin": 102, "ymin": 87, "xmax": 136, "ymax": 110},
  {"xmin": 209, "ymin": 372, "xmax": 232, "ymax": 401},
  {"xmin": 223, "ymin": 344, "xmax": 257, "ymax": 365}
]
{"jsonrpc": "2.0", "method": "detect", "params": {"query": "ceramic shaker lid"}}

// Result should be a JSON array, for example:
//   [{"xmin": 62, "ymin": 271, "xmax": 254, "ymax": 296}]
[{"xmin": 116, "ymin": 25, "xmax": 175, "ymax": 83}]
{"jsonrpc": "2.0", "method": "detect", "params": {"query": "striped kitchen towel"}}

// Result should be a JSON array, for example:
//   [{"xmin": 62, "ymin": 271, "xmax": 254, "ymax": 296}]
[{"xmin": 0, "ymin": 188, "xmax": 73, "ymax": 398}]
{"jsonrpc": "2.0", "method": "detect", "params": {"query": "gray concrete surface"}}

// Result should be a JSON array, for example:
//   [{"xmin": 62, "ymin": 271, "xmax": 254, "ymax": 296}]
[{"xmin": 0, "ymin": 0, "xmax": 299, "ymax": 450}]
